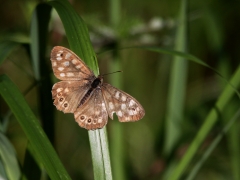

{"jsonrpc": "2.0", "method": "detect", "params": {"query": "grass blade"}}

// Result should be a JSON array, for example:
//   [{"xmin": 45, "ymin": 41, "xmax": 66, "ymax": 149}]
[
  {"xmin": 48, "ymin": 0, "xmax": 112, "ymax": 179},
  {"xmin": 163, "ymin": 0, "xmax": 188, "ymax": 155},
  {"xmin": 186, "ymin": 109, "xmax": 240, "ymax": 180},
  {"xmin": 30, "ymin": 3, "xmax": 55, "ymax": 144},
  {"xmin": 0, "ymin": 75, "xmax": 71, "ymax": 180},
  {"xmin": 108, "ymin": 0, "xmax": 125, "ymax": 179},
  {"xmin": 0, "ymin": 133, "xmax": 20, "ymax": 180},
  {"xmin": 170, "ymin": 64, "xmax": 240, "ymax": 180},
  {"xmin": 0, "ymin": 41, "xmax": 19, "ymax": 66}
]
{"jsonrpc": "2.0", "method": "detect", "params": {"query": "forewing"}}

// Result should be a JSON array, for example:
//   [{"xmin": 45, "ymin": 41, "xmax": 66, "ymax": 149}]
[
  {"xmin": 52, "ymin": 80, "xmax": 91, "ymax": 113},
  {"xmin": 101, "ymin": 83, "xmax": 145, "ymax": 122},
  {"xmin": 51, "ymin": 46, "xmax": 95, "ymax": 81},
  {"xmin": 74, "ymin": 88, "xmax": 108, "ymax": 130}
]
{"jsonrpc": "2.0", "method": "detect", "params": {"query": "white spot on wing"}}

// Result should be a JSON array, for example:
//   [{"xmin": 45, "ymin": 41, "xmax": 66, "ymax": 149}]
[
  {"xmin": 117, "ymin": 111, "xmax": 123, "ymax": 117},
  {"xmin": 129, "ymin": 111, "xmax": 133, "ymax": 116},
  {"xmin": 67, "ymin": 72, "xmax": 74, "ymax": 77},
  {"xmin": 52, "ymin": 62, "xmax": 57, "ymax": 66},
  {"xmin": 134, "ymin": 110, "xmax": 138, "ymax": 115},
  {"xmin": 96, "ymin": 111, "xmax": 100, "ymax": 115},
  {"xmin": 57, "ymin": 88, "xmax": 63, "ymax": 92},
  {"xmin": 129, "ymin": 100, "xmax": 135, "ymax": 107},
  {"xmin": 72, "ymin": 59, "xmax": 77, "ymax": 64},
  {"xmin": 60, "ymin": 73, "xmax": 65, "ymax": 77},
  {"xmin": 65, "ymin": 52, "xmax": 71, "ymax": 59},
  {"xmin": 122, "ymin": 95, "xmax": 127, "ymax": 101},
  {"xmin": 102, "ymin": 103, "xmax": 107, "ymax": 111},
  {"xmin": 57, "ymin": 57, "xmax": 62, "ymax": 61},
  {"xmin": 121, "ymin": 104, "xmax": 126, "ymax": 110},
  {"xmin": 63, "ymin": 61, "xmax": 69, "ymax": 66},
  {"xmin": 64, "ymin": 88, "xmax": 69, "ymax": 93},
  {"xmin": 76, "ymin": 65, "xmax": 81, "ymax": 69},
  {"xmin": 98, "ymin": 118, "xmax": 102, "ymax": 123},
  {"xmin": 115, "ymin": 91, "xmax": 120, "ymax": 99},
  {"xmin": 109, "ymin": 102, "xmax": 114, "ymax": 110},
  {"xmin": 58, "ymin": 67, "xmax": 64, "ymax": 71}
]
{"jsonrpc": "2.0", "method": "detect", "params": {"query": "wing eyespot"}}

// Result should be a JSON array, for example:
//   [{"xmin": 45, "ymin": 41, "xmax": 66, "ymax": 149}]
[{"xmin": 80, "ymin": 115, "xmax": 85, "ymax": 120}]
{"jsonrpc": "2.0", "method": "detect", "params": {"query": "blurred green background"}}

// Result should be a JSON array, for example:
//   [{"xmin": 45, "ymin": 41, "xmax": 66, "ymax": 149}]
[{"xmin": 1, "ymin": 0, "xmax": 240, "ymax": 179}]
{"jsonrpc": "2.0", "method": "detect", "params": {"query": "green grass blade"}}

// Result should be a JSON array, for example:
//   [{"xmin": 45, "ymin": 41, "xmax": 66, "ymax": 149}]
[
  {"xmin": 30, "ymin": 2, "xmax": 55, "ymax": 143},
  {"xmin": 47, "ymin": 0, "xmax": 98, "ymax": 74},
  {"xmin": 124, "ymin": 46, "xmax": 231, "ymax": 79},
  {"xmin": 109, "ymin": 56, "xmax": 124, "ymax": 180},
  {"xmin": 88, "ymin": 131, "xmax": 105, "ymax": 179},
  {"xmin": 0, "ymin": 41, "xmax": 19, "ymax": 66},
  {"xmin": 129, "ymin": 46, "xmax": 240, "ymax": 98},
  {"xmin": 88, "ymin": 129, "xmax": 112, "ymax": 180},
  {"xmin": 110, "ymin": 0, "xmax": 120, "ymax": 27},
  {"xmin": 163, "ymin": 0, "xmax": 188, "ymax": 156},
  {"xmin": 101, "ymin": 129, "xmax": 113, "ymax": 179},
  {"xmin": 170, "ymin": 64, "xmax": 240, "ymax": 180},
  {"xmin": 48, "ymin": 0, "xmax": 112, "ymax": 179},
  {"xmin": 0, "ymin": 133, "xmax": 20, "ymax": 180},
  {"xmin": 186, "ymin": 109, "xmax": 240, "ymax": 180},
  {"xmin": 0, "ymin": 75, "xmax": 71, "ymax": 180},
  {"xmin": 228, "ymin": 118, "xmax": 240, "ymax": 180},
  {"xmin": 108, "ymin": 0, "xmax": 125, "ymax": 179}
]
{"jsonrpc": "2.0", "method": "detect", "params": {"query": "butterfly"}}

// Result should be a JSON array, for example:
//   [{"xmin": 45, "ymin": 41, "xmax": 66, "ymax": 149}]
[{"xmin": 50, "ymin": 46, "xmax": 145, "ymax": 130}]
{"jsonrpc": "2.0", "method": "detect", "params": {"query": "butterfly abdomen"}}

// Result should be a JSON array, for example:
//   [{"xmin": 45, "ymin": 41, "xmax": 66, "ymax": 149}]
[
  {"xmin": 78, "ymin": 88, "xmax": 93, "ymax": 107},
  {"xmin": 78, "ymin": 78, "xmax": 102, "ymax": 107}
]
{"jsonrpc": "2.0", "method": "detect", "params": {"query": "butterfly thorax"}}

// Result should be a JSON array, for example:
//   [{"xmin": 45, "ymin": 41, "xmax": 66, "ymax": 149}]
[
  {"xmin": 91, "ymin": 77, "xmax": 103, "ymax": 88},
  {"xmin": 78, "ymin": 77, "xmax": 103, "ymax": 108}
]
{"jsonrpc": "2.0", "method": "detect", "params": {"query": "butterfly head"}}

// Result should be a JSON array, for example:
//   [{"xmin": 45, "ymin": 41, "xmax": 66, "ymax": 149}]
[
  {"xmin": 91, "ymin": 76, "xmax": 103, "ymax": 88},
  {"xmin": 97, "ymin": 75, "xmax": 104, "ymax": 81}
]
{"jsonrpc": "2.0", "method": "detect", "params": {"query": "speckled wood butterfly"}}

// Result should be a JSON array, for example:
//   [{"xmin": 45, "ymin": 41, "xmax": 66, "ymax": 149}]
[{"xmin": 50, "ymin": 46, "xmax": 145, "ymax": 130}]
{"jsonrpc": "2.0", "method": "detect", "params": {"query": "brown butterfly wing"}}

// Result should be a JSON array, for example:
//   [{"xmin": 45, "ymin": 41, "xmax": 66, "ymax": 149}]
[
  {"xmin": 101, "ymin": 83, "xmax": 145, "ymax": 122},
  {"xmin": 50, "ymin": 46, "xmax": 95, "ymax": 81},
  {"xmin": 51, "ymin": 80, "xmax": 92, "ymax": 113},
  {"xmin": 51, "ymin": 46, "xmax": 96, "ymax": 113},
  {"xmin": 74, "ymin": 88, "xmax": 108, "ymax": 130}
]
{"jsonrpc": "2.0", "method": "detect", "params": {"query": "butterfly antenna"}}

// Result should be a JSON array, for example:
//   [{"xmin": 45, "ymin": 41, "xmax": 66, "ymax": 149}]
[{"xmin": 101, "ymin": 70, "xmax": 123, "ymax": 77}]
